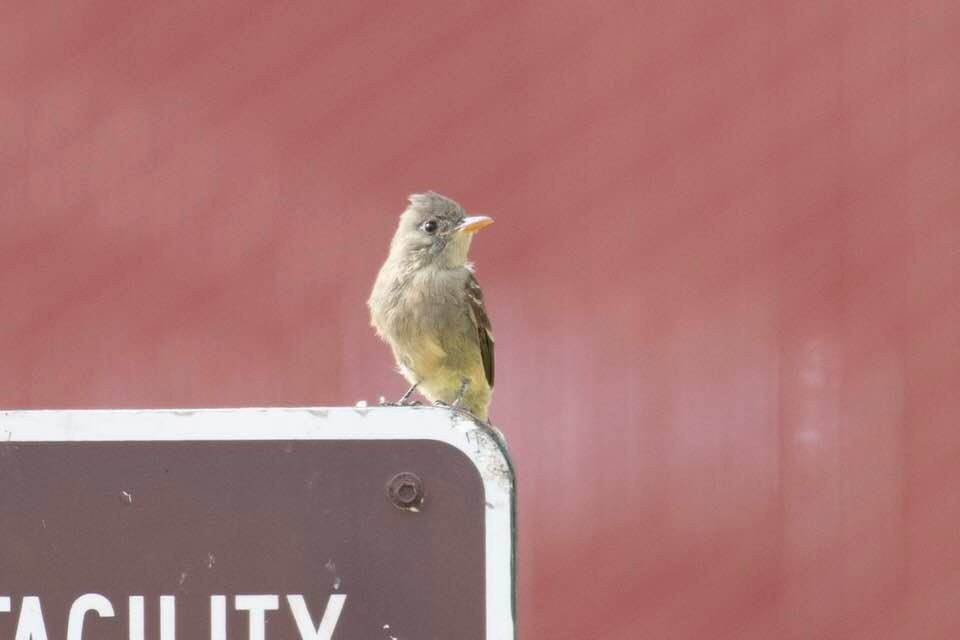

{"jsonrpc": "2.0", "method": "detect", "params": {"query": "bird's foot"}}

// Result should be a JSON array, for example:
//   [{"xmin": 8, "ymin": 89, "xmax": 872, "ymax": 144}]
[
  {"xmin": 378, "ymin": 382, "xmax": 421, "ymax": 407},
  {"xmin": 397, "ymin": 382, "xmax": 419, "ymax": 404},
  {"xmin": 451, "ymin": 377, "xmax": 470, "ymax": 410}
]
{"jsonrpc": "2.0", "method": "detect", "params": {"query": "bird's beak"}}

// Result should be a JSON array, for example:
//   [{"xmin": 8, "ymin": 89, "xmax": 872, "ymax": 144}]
[{"xmin": 456, "ymin": 215, "xmax": 494, "ymax": 234}]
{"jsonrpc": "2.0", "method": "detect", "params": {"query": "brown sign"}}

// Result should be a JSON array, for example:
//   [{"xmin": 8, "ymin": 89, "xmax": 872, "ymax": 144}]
[{"xmin": 0, "ymin": 408, "xmax": 516, "ymax": 640}]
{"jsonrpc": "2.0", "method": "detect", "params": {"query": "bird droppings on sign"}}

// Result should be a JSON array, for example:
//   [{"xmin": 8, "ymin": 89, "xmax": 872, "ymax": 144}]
[
  {"xmin": 207, "ymin": 553, "xmax": 215, "ymax": 569},
  {"xmin": 351, "ymin": 402, "xmax": 371, "ymax": 417},
  {"xmin": 325, "ymin": 559, "xmax": 343, "ymax": 590},
  {"xmin": 456, "ymin": 415, "xmax": 512, "ymax": 494},
  {"xmin": 178, "ymin": 571, "xmax": 187, "ymax": 586},
  {"xmin": 121, "ymin": 490, "xmax": 133, "ymax": 504}
]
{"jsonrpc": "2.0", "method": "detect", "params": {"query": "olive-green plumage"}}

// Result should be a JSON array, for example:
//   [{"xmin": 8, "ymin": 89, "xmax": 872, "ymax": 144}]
[{"xmin": 368, "ymin": 192, "xmax": 495, "ymax": 421}]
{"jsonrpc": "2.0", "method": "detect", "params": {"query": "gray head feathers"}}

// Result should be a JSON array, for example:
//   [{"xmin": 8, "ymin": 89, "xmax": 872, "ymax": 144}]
[
  {"xmin": 403, "ymin": 192, "xmax": 466, "ymax": 228},
  {"xmin": 390, "ymin": 192, "xmax": 472, "ymax": 267}
]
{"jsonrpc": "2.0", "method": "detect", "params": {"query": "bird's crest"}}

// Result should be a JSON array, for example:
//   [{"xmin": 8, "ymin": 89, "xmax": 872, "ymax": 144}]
[{"xmin": 406, "ymin": 192, "xmax": 464, "ymax": 218}]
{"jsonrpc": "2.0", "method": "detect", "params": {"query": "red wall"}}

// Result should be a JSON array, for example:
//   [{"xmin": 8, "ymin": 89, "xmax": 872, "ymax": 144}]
[{"xmin": 2, "ymin": 2, "xmax": 958, "ymax": 638}]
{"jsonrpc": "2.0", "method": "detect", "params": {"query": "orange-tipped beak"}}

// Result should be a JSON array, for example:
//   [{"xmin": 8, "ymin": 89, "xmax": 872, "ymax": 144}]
[{"xmin": 456, "ymin": 215, "xmax": 494, "ymax": 234}]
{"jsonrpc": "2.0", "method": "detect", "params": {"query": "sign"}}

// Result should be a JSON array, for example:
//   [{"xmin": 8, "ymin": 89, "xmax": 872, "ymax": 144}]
[{"xmin": 0, "ymin": 407, "xmax": 515, "ymax": 639}]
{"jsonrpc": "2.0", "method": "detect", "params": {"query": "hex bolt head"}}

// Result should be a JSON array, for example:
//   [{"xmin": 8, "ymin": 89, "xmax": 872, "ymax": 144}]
[{"xmin": 387, "ymin": 472, "xmax": 424, "ymax": 511}]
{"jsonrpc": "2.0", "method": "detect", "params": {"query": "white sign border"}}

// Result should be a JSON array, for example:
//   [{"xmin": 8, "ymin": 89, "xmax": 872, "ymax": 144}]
[{"xmin": 0, "ymin": 406, "xmax": 516, "ymax": 640}]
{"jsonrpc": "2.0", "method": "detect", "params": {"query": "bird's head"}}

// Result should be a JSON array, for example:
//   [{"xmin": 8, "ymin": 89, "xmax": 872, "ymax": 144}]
[{"xmin": 389, "ymin": 192, "xmax": 493, "ymax": 268}]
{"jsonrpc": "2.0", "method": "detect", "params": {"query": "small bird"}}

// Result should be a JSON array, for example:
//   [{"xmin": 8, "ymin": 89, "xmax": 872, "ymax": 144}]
[{"xmin": 368, "ymin": 192, "xmax": 495, "ymax": 421}]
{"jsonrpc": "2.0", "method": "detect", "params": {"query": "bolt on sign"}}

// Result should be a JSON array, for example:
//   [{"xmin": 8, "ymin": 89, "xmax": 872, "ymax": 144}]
[{"xmin": 0, "ymin": 407, "xmax": 516, "ymax": 640}]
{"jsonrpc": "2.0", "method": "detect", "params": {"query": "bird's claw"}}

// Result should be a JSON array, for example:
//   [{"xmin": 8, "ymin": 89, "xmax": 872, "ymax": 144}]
[
  {"xmin": 379, "ymin": 382, "xmax": 422, "ymax": 407},
  {"xmin": 451, "ymin": 377, "xmax": 470, "ymax": 409}
]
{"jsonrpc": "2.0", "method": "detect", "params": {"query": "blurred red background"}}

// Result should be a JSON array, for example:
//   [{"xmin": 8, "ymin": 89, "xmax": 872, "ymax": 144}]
[{"xmin": 1, "ymin": 1, "xmax": 958, "ymax": 638}]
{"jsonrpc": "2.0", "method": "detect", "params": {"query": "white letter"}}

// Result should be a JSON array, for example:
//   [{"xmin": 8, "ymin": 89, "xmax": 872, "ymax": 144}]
[
  {"xmin": 1, "ymin": 596, "xmax": 10, "ymax": 613},
  {"xmin": 160, "ymin": 596, "xmax": 176, "ymax": 640},
  {"xmin": 287, "ymin": 595, "xmax": 346, "ymax": 640},
  {"xmin": 15, "ymin": 596, "xmax": 48, "ymax": 640},
  {"xmin": 210, "ymin": 596, "xmax": 227, "ymax": 640},
  {"xmin": 235, "ymin": 595, "xmax": 279, "ymax": 640},
  {"xmin": 129, "ymin": 596, "xmax": 145, "ymax": 640},
  {"xmin": 67, "ymin": 594, "xmax": 114, "ymax": 640}
]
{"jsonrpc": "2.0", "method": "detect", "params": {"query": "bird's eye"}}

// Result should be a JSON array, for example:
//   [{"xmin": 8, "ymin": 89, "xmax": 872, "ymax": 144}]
[{"xmin": 422, "ymin": 220, "xmax": 438, "ymax": 233}]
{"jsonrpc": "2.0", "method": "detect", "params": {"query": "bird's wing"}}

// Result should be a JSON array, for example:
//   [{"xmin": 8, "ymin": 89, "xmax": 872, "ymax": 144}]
[{"xmin": 466, "ymin": 270, "xmax": 495, "ymax": 388}]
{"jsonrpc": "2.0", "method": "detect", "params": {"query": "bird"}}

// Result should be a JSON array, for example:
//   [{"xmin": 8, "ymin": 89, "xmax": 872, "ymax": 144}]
[{"xmin": 368, "ymin": 192, "xmax": 495, "ymax": 421}]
